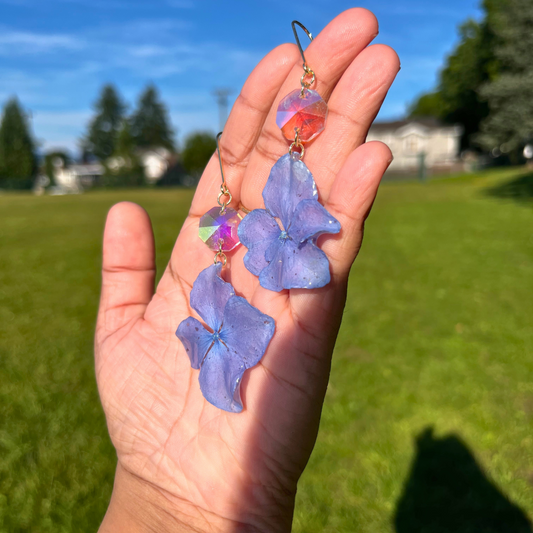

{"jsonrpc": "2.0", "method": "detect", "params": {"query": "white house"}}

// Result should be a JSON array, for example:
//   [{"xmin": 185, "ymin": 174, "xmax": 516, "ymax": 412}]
[
  {"xmin": 107, "ymin": 147, "xmax": 172, "ymax": 184},
  {"xmin": 367, "ymin": 118, "xmax": 463, "ymax": 173},
  {"xmin": 54, "ymin": 162, "xmax": 104, "ymax": 192},
  {"xmin": 138, "ymin": 148, "xmax": 171, "ymax": 183}
]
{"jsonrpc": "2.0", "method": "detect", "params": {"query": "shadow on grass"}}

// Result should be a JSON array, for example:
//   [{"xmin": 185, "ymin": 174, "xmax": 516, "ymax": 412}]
[
  {"xmin": 485, "ymin": 171, "xmax": 533, "ymax": 201},
  {"xmin": 394, "ymin": 427, "xmax": 532, "ymax": 533}
]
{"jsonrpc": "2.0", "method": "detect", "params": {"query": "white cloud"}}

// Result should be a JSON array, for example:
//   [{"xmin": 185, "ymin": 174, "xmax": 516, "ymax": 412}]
[{"xmin": 0, "ymin": 29, "xmax": 83, "ymax": 54}]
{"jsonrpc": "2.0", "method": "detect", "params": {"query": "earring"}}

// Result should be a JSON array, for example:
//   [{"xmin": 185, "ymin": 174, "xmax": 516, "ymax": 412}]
[
  {"xmin": 238, "ymin": 21, "xmax": 340, "ymax": 292},
  {"xmin": 176, "ymin": 133, "xmax": 275, "ymax": 413}
]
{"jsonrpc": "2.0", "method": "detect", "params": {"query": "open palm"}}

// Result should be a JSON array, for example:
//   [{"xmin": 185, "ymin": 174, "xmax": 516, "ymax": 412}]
[{"xmin": 95, "ymin": 9, "xmax": 399, "ymax": 532}]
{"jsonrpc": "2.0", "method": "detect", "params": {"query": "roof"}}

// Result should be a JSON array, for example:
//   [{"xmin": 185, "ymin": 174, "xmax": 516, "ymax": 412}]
[{"xmin": 370, "ymin": 117, "xmax": 455, "ymax": 133}]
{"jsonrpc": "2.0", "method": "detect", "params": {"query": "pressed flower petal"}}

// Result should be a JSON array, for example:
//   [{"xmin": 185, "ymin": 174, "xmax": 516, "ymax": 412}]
[
  {"xmin": 259, "ymin": 239, "xmax": 331, "ymax": 291},
  {"xmin": 238, "ymin": 208, "xmax": 281, "ymax": 276},
  {"xmin": 199, "ymin": 341, "xmax": 245, "ymax": 413},
  {"xmin": 190, "ymin": 263, "xmax": 234, "ymax": 332},
  {"xmin": 289, "ymin": 199, "xmax": 341, "ymax": 243},
  {"xmin": 262, "ymin": 153, "xmax": 317, "ymax": 230},
  {"xmin": 176, "ymin": 316, "xmax": 213, "ymax": 370},
  {"xmin": 220, "ymin": 296, "xmax": 275, "ymax": 369}
]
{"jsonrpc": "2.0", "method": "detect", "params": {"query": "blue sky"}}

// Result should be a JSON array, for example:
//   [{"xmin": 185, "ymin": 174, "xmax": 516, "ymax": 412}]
[{"xmin": 0, "ymin": 0, "xmax": 482, "ymax": 155}]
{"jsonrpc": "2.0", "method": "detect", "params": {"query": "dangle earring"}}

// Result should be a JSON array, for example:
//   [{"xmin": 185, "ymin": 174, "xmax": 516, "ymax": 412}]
[
  {"xmin": 238, "ymin": 21, "xmax": 340, "ymax": 292},
  {"xmin": 176, "ymin": 133, "xmax": 275, "ymax": 413}
]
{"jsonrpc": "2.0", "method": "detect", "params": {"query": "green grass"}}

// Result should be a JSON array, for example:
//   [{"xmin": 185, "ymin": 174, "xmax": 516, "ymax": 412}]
[{"xmin": 1, "ymin": 168, "xmax": 533, "ymax": 532}]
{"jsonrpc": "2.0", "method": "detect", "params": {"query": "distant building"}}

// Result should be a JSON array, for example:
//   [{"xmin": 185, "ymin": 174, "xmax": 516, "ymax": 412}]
[
  {"xmin": 138, "ymin": 148, "xmax": 171, "ymax": 183},
  {"xmin": 55, "ymin": 163, "xmax": 104, "ymax": 192},
  {"xmin": 367, "ymin": 118, "xmax": 463, "ymax": 173},
  {"xmin": 107, "ymin": 147, "xmax": 172, "ymax": 184}
]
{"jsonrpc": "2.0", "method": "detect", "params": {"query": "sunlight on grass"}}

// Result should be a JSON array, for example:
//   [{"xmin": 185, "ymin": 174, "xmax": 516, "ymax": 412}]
[{"xmin": 1, "ymin": 168, "xmax": 532, "ymax": 531}]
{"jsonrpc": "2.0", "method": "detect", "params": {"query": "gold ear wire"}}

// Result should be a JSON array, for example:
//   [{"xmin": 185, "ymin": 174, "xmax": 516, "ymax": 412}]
[
  {"xmin": 291, "ymin": 20, "xmax": 313, "ymax": 67},
  {"xmin": 216, "ymin": 132, "xmax": 232, "ymax": 213},
  {"xmin": 291, "ymin": 21, "xmax": 315, "ymax": 93}
]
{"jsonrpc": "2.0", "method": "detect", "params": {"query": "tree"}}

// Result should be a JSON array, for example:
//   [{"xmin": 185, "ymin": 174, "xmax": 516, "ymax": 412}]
[
  {"xmin": 439, "ymin": 18, "xmax": 498, "ymax": 149},
  {"xmin": 83, "ymin": 84, "xmax": 125, "ymax": 162},
  {"xmin": 478, "ymin": 0, "xmax": 533, "ymax": 155},
  {"xmin": 104, "ymin": 120, "xmax": 145, "ymax": 187},
  {"xmin": 181, "ymin": 132, "xmax": 216, "ymax": 180},
  {"xmin": 0, "ymin": 98, "xmax": 36, "ymax": 187},
  {"xmin": 130, "ymin": 85, "xmax": 175, "ymax": 150},
  {"xmin": 408, "ymin": 0, "xmax": 504, "ymax": 150},
  {"xmin": 408, "ymin": 92, "xmax": 446, "ymax": 119}
]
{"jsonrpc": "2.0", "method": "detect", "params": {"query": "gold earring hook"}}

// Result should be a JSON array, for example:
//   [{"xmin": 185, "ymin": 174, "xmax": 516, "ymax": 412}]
[
  {"xmin": 291, "ymin": 20, "xmax": 313, "ymax": 68},
  {"xmin": 216, "ymin": 131, "xmax": 226, "ymax": 190},
  {"xmin": 291, "ymin": 21, "xmax": 315, "ymax": 94},
  {"xmin": 216, "ymin": 131, "xmax": 232, "ymax": 214}
]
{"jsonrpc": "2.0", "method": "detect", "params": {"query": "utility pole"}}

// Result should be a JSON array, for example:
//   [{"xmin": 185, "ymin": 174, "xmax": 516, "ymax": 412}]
[{"xmin": 213, "ymin": 88, "xmax": 232, "ymax": 132}]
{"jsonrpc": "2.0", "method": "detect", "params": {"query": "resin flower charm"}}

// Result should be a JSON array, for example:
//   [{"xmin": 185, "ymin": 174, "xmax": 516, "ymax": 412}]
[
  {"xmin": 238, "ymin": 153, "xmax": 340, "ymax": 292},
  {"xmin": 176, "ymin": 263, "xmax": 275, "ymax": 413}
]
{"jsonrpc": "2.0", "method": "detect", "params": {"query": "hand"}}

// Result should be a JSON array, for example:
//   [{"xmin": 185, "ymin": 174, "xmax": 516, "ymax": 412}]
[{"xmin": 95, "ymin": 9, "xmax": 399, "ymax": 533}]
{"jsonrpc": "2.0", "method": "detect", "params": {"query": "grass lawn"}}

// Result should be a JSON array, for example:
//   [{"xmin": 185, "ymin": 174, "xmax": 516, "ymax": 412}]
[{"xmin": 1, "ymin": 167, "xmax": 533, "ymax": 532}]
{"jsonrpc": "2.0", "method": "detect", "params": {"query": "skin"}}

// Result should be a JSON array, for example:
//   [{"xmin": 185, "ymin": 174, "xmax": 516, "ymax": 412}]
[{"xmin": 96, "ymin": 8, "xmax": 400, "ymax": 533}]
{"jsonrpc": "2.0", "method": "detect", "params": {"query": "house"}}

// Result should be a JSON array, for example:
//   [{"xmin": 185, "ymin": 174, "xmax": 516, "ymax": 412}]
[
  {"xmin": 138, "ymin": 148, "xmax": 171, "ymax": 183},
  {"xmin": 54, "ymin": 162, "xmax": 104, "ymax": 192},
  {"xmin": 107, "ymin": 147, "xmax": 172, "ymax": 184},
  {"xmin": 367, "ymin": 118, "xmax": 463, "ymax": 174}
]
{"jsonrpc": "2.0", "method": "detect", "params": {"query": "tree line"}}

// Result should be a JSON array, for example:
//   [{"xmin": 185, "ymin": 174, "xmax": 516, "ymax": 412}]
[
  {"xmin": 409, "ymin": 0, "xmax": 533, "ymax": 159},
  {"xmin": 0, "ymin": 84, "xmax": 216, "ymax": 189}
]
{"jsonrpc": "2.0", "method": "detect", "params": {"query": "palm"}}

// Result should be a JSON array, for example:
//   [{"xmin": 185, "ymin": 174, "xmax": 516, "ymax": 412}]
[{"xmin": 95, "ymin": 8, "xmax": 399, "ymax": 529}]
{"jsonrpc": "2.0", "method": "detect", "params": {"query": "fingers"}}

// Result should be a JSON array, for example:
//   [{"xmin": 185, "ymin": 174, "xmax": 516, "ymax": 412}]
[
  {"xmin": 305, "ymin": 44, "xmax": 400, "ymax": 202},
  {"xmin": 240, "ymin": 8, "xmax": 380, "ymax": 208},
  {"xmin": 285, "ymin": 141, "xmax": 392, "ymax": 346},
  {"xmin": 321, "ymin": 140, "xmax": 393, "ymax": 279},
  {"xmin": 96, "ymin": 202, "xmax": 156, "ymax": 341},
  {"xmin": 189, "ymin": 43, "xmax": 299, "ymax": 217}
]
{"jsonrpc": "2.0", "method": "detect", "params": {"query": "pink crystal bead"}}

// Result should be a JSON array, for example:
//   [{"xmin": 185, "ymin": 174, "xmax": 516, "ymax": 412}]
[
  {"xmin": 276, "ymin": 88, "xmax": 328, "ymax": 143},
  {"xmin": 199, "ymin": 207, "xmax": 241, "ymax": 252}
]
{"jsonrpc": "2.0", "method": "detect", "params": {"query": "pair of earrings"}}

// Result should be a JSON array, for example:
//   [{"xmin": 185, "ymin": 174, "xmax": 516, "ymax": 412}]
[{"xmin": 176, "ymin": 21, "xmax": 340, "ymax": 413}]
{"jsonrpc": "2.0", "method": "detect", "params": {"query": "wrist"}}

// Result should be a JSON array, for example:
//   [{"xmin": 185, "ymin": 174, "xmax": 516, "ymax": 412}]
[{"xmin": 99, "ymin": 462, "xmax": 295, "ymax": 533}]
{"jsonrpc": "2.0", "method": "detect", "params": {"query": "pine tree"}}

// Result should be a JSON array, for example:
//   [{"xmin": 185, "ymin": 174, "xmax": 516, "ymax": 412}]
[
  {"xmin": 104, "ymin": 120, "xmax": 145, "ymax": 187},
  {"xmin": 84, "ymin": 84, "xmax": 125, "ymax": 162},
  {"xmin": 130, "ymin": 85, "xmax": 175, "ymax": 150},
  {"xmin": 478, "ymin": 0, "xmax": 533, "ymax": 154},
  {"xmin": 0, "ymin": 98, "xmax": 36, "ymax": 186}
]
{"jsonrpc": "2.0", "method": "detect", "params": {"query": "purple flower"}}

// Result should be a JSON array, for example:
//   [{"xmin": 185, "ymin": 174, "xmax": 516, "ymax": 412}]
[
  {"xmin": 176, "ymin": 263, "xmax": 275, "ymax": 413},
  {"xmin": 238, "ymin": 153, "xmax": 341, "ymax": 292}
]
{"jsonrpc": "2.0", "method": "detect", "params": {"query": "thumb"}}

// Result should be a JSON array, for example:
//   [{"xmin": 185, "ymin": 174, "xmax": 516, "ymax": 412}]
[{"xmin": 96, "ymin": 202, "xmax": 155, "ymax": 346}]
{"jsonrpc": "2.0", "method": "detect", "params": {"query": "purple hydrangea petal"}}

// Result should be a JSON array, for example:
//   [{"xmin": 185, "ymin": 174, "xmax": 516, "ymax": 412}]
[
  {"xmin": 259, "ymin": 239, "xmax": 331, "ymax": 291},
  {"xmin": 265, "ymin": 236, "xmax": 282, "ymax": 263},
  {"xmin": 220, "ymin": 296, "xmax": 275, "ymax": 369},
  {"xmin": 190, "ymin": 263, "xmax": 234, "ymax": 332},
  {"xmin": 176, "ymin": 316, "xmax": 213, "ymax": 369},
  {"xmin": 262, "ymin": 153, "xmax": 317, "ymax": 230},
  {"xmin": 198, "ymin": 341, "xmax": 245, "ymax": 413},
  {"xmin": 289, "ymin": 199, "xmax": 341, "ymax": 243},
  {"xmin": 238, "ymin": 208, "xmax": 281, "ymax": 276}
]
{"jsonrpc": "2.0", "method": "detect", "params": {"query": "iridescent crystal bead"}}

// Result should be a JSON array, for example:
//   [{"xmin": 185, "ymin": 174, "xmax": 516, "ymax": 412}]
[
  {"xmin": 199, "ymin": 207, "xmax": 241, "ymax": 252},
  {"xmin": 276, "ymin": 88, "xmax": 328, "ymax": 143}
]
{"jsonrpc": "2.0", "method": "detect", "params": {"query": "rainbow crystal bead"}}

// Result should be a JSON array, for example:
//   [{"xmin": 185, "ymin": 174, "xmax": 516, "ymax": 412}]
[
  {"xmin": 276, "ymin": 88, "xmax": 328, "ymax": 143},
  {"xmin": 199, "ymin": 207, "xmax": 241, "ymax": 252}
]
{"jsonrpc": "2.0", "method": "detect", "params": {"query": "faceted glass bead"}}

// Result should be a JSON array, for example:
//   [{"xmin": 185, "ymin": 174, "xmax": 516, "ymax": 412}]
[
  {"xmin": 276, "ymin": 88, "xmax": 328, "ymax": 143},
  {"xmin": 199, "ymin": 207, "xmax": 241, "ymax": 252}
]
